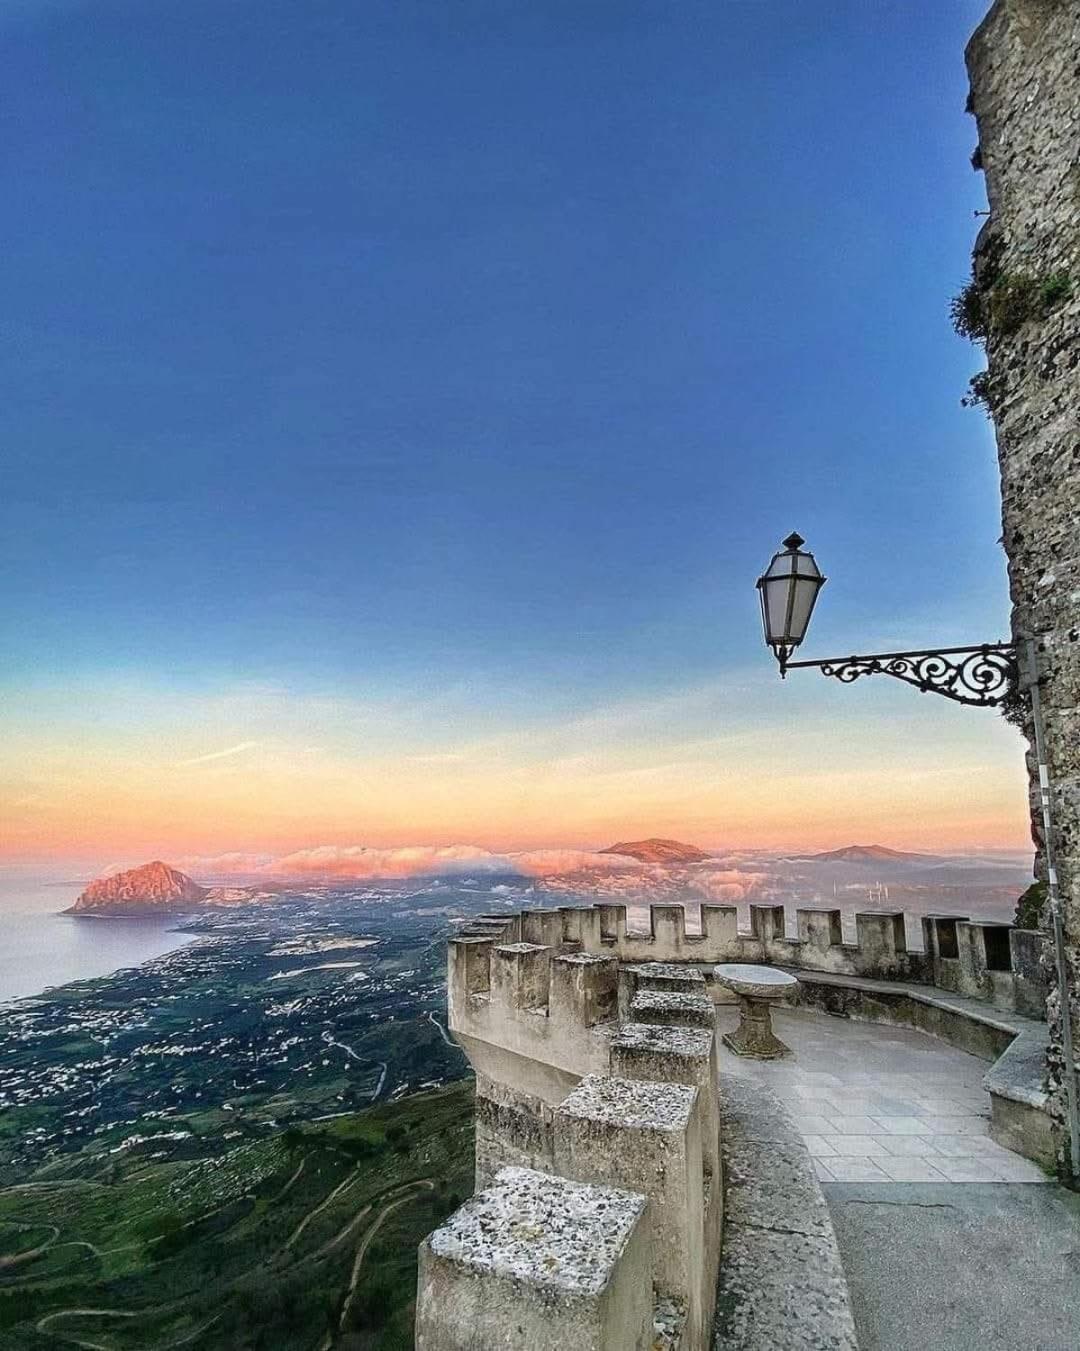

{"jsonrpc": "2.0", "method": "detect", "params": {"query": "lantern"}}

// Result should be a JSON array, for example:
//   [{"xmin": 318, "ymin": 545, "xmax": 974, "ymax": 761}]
[{"xmin": 756, "ymin": 532, "xmax": 826, "ymax": 669}]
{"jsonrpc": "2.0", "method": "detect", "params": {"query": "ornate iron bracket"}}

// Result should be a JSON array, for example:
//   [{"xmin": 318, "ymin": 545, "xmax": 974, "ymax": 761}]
[{"xmin": 779, "ymin": 642, "xmax": 1018, "ymax": 708}]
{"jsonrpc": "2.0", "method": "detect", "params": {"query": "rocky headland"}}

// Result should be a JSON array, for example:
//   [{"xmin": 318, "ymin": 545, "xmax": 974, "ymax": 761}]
[{"xmin": 67, "ymin": 861, "xmax": 259, "ymax": 915}]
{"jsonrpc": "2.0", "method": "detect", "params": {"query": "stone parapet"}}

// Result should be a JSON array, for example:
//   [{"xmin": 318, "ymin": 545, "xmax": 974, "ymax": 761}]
[
  {"xmin": 416, "ymin": 1165, "xmax": 654, "ymax": 1350},
  {"xmin": 457, "ymin": 901, "xmax": 1048, "ymax": 1020},
  {"xmin": 429, "ymin": 923, "xmax": 732, "ymax": 1350},
  {"xmin": 610, "ymin": 1021, "xmax": 720, "ymax": 1185},
  {"xmin": 429, "ymin": 894, "xmax": 1046, "ymax": 1347},
  {"xmin": 555, "ymin": 1075, "xmax": 707, "ymax": 1344}
]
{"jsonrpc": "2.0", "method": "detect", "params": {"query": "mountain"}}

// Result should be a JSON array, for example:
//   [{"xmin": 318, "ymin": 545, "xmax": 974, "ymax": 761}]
[
  {"xmin": 599, "ymin": 838, "xmax": 712, "ymax": 865},
  {"xmin": 68, "ymin": 861, "xmax": 208, "ymax": 914},
  {"xmin": 795, "ymin": 844, "xmax": 933, "ymax": 864}
]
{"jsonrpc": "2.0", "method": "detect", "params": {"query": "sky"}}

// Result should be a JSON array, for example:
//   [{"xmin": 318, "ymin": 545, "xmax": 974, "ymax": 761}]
[{"xmin": 0, "ymin": 0, "xmax": 1030, "ymax": 866}]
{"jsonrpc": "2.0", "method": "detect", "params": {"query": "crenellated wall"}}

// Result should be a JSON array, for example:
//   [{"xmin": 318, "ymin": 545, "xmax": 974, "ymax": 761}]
[
  {"xmin": 457, "ymin": 900, "xmax": 1048, "ymax": 1017},
  {"xmin": 420, "ymin": 907, "xmax": 729, "ymax": 1350},
  {"xmin": 416, "ymin": 899, "xmax": 1048, "ymax": 1349}
]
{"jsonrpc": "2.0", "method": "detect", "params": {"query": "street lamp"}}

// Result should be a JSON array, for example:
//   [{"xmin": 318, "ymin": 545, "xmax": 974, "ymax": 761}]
[
  {"xmin": 756, "ymin": 532, "xmax": 827, "ymax": 672},
  {"xmin": 756, "ymin": 532, "xmax": 1015, "ymax": 706},
  {"xmin": 756, "ymin": 531, "xmax": 1080, "ymax": 1185}
]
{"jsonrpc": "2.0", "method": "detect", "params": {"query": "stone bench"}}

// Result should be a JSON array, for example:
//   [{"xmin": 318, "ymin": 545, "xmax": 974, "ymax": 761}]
[
  {"xmin": 982, "ymin": 1024, "xmax": 1054, "ymax": 1170},
  {"xmin": 782, "ymin": 967, "xmax": 1054, "ymax": 1171}
]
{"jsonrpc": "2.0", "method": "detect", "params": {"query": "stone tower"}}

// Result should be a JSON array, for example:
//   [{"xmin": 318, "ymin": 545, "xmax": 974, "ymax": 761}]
[{"xmin": 965, "ymin": 0, "xmax": 1080, "ymax": 1171}]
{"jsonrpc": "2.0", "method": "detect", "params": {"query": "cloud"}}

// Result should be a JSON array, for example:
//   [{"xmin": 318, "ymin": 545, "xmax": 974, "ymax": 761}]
[
  {"xmin": 174, "ymin": 742, "xmax": 261, "ymax": 768},
  {"xmin": 174, "ymin": 851, "xmax": 277, "ymax": 876},
  {"xmin": 265, "ymin": 844, "xmax": 511, "ymax": 879},
  {"xmin": 512, "ymin": 849, "xmax": 644, "ymax": 876},
  {"xmin": 172, "ymin": 842, "xmax": 649, "ymax": 881},
  {"xmin": 695, "ymin": 868, "xmax": 772, "ymax": 902}
]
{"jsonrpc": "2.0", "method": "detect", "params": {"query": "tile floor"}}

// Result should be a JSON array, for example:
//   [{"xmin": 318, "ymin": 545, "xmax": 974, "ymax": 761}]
[{"xmin": 715, "ymin": 1004, "xmax": 1048, "ymax": 1183}]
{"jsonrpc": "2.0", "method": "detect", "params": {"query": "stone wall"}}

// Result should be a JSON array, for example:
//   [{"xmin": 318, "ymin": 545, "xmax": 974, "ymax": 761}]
[
  {"xmin": 415, "ymin": 897, "xmax": 1051, "ymax": 1347},
  {"xmin": 418, "ymin": 915, "xmax": 727, "ymax": 1350},
  {"xmin": 457, "ymin": 900, "xmax": 1048, "ymax": 1019},
  {"xmin": 966, "ymin": 0, "xmax": 1080, "ymax": 1170}
]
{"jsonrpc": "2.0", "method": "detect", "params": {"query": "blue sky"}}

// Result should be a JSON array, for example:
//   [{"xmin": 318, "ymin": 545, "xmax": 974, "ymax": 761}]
[{"xmin": 2, "ymin": 0, "xmax": 1027, "ymax": 859}]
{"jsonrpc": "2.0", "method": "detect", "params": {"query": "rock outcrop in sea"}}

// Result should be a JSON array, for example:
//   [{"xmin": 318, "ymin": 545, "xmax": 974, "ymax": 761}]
[{"xmin": 67, "ymin": 861, "xmax": 257, "ymax": 914}]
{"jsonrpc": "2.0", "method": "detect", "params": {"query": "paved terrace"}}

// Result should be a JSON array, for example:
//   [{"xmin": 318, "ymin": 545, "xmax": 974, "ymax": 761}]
[{"xmin": 716, "ymin": 1005, "xmax": 1080, "ymax": 1351}]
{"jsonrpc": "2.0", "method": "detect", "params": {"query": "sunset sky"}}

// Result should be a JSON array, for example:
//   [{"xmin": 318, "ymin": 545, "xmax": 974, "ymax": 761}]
[{"xmin": 1, "ymin": 0, "xmax": 1029, "ymax": 865}]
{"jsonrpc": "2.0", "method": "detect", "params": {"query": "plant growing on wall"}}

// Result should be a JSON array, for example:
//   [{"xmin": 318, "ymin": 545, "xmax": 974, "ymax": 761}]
[
  {"xmin": 952, "ymin": 267, "xmax": 1073, "ymax": 345},
  {"xmin": 951, "ymin": 239, "xmax": 1073, "ymax": 411},
  {"xmin": 1014, "ymin": 880, "xmax": 1047, "ymax": 930}
]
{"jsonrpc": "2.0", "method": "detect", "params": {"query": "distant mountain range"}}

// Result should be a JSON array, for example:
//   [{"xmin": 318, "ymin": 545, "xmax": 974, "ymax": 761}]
[
  {"xmin": 67, "ymin": 861, "xmax": 259, "ymax": 915},
  {"xmin": 599, "ymin": 838, "xmax": 713, "ymax": 864},
  {"xmin": 793, "ymin": 844, "xmax": 933, "ymax": 864},
  {"xmin": 67, "ymin": 838, "xmax": 1021, "ymax": 917}
]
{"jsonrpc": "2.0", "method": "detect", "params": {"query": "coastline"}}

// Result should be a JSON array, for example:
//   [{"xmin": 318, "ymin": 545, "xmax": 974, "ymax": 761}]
[{"xmin": 0, "ymin": 898, "xmax": 199, "ymax": 1007}]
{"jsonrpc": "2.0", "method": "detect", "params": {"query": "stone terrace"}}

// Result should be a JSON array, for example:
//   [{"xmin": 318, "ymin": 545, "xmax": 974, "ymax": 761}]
[
  {"xmin": 417, "ymin": 901, "xmax": 1069, "ymax": 1349},
  {"xmin": 718, "ymin": 1004, "xmax": 1046, "ymax": 1183}
]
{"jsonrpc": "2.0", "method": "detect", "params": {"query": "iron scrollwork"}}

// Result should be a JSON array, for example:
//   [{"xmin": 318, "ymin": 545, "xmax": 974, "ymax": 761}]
[{"xmin": 784, "ymin": 643, "xmax": 1018, "ymax": 708}]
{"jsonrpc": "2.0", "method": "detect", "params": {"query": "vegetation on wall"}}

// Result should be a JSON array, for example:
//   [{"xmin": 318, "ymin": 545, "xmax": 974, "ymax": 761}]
[
  {"xmin": 951, "ymin": 237, "xmax": 1073, "ymax": 413},
  {"xmin": 1015, "ymin": 880, "xmax": 1047, "ymax": 930},
  {"xmin": 951, "ymin": 268, "xmax": 1073, "ymax": 344}
]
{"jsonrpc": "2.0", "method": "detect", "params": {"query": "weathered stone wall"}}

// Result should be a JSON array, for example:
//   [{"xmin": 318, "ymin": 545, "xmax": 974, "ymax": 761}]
[
  {"xmin": 454, "ymin": 901, "xmax": 1049, "ymax": 1023},
  {"xmin": 966, "ymin": 0, "xmax": 1080, "ymax": 1169}
]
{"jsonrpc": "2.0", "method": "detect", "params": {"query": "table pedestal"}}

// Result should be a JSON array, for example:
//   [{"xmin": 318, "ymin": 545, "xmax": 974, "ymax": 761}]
[{"xmin": 722, "ymin": 993, "xmax": 791, "ymax": 1060}]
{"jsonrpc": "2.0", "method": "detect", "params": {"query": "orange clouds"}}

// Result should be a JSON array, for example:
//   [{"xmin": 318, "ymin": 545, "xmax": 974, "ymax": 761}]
[{"xmin": 174, "ymin": 843, "xmax": 648, "ymax": 881}]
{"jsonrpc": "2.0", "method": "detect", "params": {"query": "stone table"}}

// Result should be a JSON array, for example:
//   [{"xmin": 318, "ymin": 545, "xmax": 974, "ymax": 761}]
[{"xmin": 713, "ymin": 964, "xmax": 799, "ymax": 1059}]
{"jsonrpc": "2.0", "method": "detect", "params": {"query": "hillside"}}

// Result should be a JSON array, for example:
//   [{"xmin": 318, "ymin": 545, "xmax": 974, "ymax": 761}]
[
  {"xmin": 796, "ymin": 844, "xmax": 932, "ymax": 864},
  {"xmin": 0, "ymin": 1081, "xmax": 474, "ymax": 1351},
  {"xmin": 67, "ymin": 862, "xmax": 259, "ymax": 914},
  {"xmin": 599, "ymin": 838, "xmax": 712, "ymax": 864},
  {"xmin": 68, "ymin": 861, "xmax": 208, "ymax": 913}
]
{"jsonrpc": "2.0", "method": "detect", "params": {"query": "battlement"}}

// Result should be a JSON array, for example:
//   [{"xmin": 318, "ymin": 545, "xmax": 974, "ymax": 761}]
[
  {"xmin": 420, "ymin": 899, "xmax": 1050, "ymax": 1347},
  {"xmin": 454, "ymin": 900, "xmax": 1048, "ymax": 1020}
]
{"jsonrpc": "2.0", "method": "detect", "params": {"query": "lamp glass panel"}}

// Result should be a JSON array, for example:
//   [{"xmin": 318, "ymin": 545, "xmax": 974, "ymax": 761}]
[
  {"xmin": 765, "ymin": 552, "xmax": 794, "ymax": 578},
  {"xmin": 793, "ymin": 553, "xmax": 822, "ymax": 581},
  {"xmin": 786, "ymin": 574, "xmax": 822, "ymax": 643},
  {"xmin": 761, "ymin": 576, "xmax": 794, "ymax": 643}
]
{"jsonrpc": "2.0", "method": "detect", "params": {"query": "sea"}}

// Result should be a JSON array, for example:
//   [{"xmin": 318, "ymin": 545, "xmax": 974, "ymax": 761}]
[{"xmin": 0, "ymin": 865, "xmax": 195, "ymax": 1005}]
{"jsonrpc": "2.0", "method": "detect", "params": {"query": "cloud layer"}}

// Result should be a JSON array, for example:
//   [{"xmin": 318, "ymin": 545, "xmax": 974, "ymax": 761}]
[{"xmin": 179, "ymin": 843, "xmax": 648, "ymax": 881}]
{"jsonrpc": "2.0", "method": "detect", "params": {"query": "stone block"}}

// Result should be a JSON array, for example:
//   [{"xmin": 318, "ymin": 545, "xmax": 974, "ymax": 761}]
[
  {"xmin": 796, "ymin": 908, "xmax": 843, "ymax": 954},
  {"xmin": 956, "ymin": 920, "xmax": 990, "ymax": 998},
  {"xmin": 549, "ymin": 952, "xmax": 617, "ymax": 1029},
  {"xmin": 609, "ymin": 1020, "xmax": 719, "ymax": 1181},
  {"xmin": 923, "ymin": 914, "xmax": 965, "ymax": 993},
  {"xmin": 1010, "ymin": 927, "xmax": 1049, "ymax": 1018},
  {"xmin": 853, "ymin": 911, "xmax": 906, "ymax": 976},
  {"xmin": 750, "ymin": 904, "xmax": 785, "ymax": 942},
  {"xmin": 701, "ymin": 904, "xmax": 740, "ymax": 954},
  {"xmin": 554, "ymin": 1074, "xmax": 705, "ymax": 1344},
  {"xmin": 415, "ymin": 1165, "xmax": 653, "ymax": 1351},
  {"xmin": 650, "ymin": 903, "xmax": 687, "ymax": 950},
  {"xmin": 492, "ymin": 943, "xmax": 551, "ymax": 1011},
  {"xmin": 629, "ymin": 961, "xmax": 706, "ymax": 994},
  {"xmin": 595, "ymin": 902, "xmax": 627, "ymax": 942},
  {"xmin": 630, "ymin": 987, "xmax": 715, "ymax": 1030},
  {"xmin": 520, "ymin": 909, "xmax": 563, "ymax": 947},
  {"xmin": 559, "ymin": 906, "xmax": 602, "ymax": 949},
  {"xmin": 474, "ymin": 1076, "xmax": 556, "ymax": 1187},
  {"xmin": 449, "ymin": 935, "xmax": 494, "ymax": 994}
]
